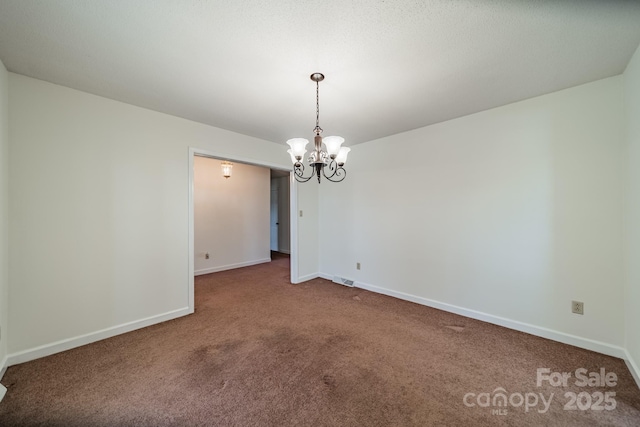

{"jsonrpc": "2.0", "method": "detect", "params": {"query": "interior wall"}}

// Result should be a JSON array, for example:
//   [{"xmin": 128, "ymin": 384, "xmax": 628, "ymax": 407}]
[
  {"xmin": 294, "ymin": 179, "xmax": 319, "ymax": 282},
  {"xmin": 7, "ymin": 74, "xmax": 296, "ymax": 356},
  {"xmin": 0, "ymin": 60, "xmax": 9, "ymax": 370},
  {"xmin": 320, "ymin": 76, "xmax": 626, "ymax": 351},
  {"xmin": 194, "ymin": 157, "xmax": 270, "ymax": 275},
  {"xmin": 624, "ymin": 43, "xmax": 640, "ymax": 378}
]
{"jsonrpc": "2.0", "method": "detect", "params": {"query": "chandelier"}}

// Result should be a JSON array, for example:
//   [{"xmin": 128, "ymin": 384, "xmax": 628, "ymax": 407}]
[{"xmin": 286, "ymin": 73, "xmax": 350, "ymax": 183}]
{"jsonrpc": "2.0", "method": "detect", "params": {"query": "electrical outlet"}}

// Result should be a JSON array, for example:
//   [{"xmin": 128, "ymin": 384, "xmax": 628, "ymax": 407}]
[
  {"xmin": 356, "ymin": 262, "xmax": 361, "ymax": 270},
  {"xmin": 572, "ymin": 301, "xmax": 584, "ymax": 315}
]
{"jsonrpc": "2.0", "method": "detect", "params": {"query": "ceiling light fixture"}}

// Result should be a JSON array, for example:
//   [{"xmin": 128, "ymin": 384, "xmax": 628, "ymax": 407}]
[
  {"xmin": 286, "ymin": 73, "xmax": 350, "ymax": 183},
  {"xmin": 221, "ymin": 161, "xmax": 233, "ymax": 179}
]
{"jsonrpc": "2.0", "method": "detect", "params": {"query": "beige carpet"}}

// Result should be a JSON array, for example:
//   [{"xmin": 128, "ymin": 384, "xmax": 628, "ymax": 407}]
[{"xmin": 1, "ymin": 254, "xmax": 639, "ymax": 426}]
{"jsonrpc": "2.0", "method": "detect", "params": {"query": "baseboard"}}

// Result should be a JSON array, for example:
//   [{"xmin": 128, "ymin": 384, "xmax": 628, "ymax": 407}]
[
  {"xmin": 292, "ymin": 273, "xmax": 320, "ymax": 284},
  {"xmin": 5, "ymin": 307, "xmax": 191, "ymax": 368},
  {"xmin": 195, "ymin": 258, "xmax": 270, "ymax": 276},
  {"xmin": 319, "ymin": 275, "xmax": 627, "ymax": 360},
  {"xmin": 624, "ymin": 350, "xmax": 640, "ymax": 390}
]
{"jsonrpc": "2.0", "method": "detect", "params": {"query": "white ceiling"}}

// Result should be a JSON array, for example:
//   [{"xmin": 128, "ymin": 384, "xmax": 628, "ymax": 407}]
[{"xmin": 1, "ymin": 1, "xmax": 640, "ymax": 146}]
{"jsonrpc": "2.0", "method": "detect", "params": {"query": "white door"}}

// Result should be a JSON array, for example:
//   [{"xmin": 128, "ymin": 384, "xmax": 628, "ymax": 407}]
[{"xmin": 277, "ymin": 176, "xmax": 290, "ymax": 253}]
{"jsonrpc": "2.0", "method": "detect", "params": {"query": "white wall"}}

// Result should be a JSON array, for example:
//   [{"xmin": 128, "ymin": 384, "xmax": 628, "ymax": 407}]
[
  {"xmin": 194, "ymin": 156, "xmax": 270, "ymax": 275},
  {"xmin": 6, "ymin": 57, "xmax": 634, "ymax": 374},
  {"xmin": 624, "ymin": 43, "xmax": 640, "ymax": 381},
  {"xmin": 320, "ymin": 76, "xmax": 626, "ymax": 353},
  {"xmin": 294, "ymin": 179, "xmax": 319, "ymax": 282},
  {"xmin": 7, "ymin": 74, "xmax": 302, "ymax": 357},
  {"xmin": 0, "ymin": 60, "xmax": 9, "ymax": 371}
]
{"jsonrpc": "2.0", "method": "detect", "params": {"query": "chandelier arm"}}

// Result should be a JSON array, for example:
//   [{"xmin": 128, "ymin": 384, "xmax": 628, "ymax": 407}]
[
  {"xmin": 322, "ymin": 160, "xmax": 336, "ymax": 179},
  {"xmin": 292, "ymin": 162, "xmax": 315, "ymax": 183},
  {"xmin": 323, "ymin": 159, "xmax": 346, "ymax": 179},
  {"xmin": 322, "ymin": 161, "xmax": 347, "ymax": 183},
  {"xmin": 322, "ymin": 159, "xmax": 337, "ymax": 179}
]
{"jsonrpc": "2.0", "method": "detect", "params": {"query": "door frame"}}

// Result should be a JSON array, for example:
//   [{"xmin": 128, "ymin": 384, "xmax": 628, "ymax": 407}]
[{"xmin": 188, "ymin": 147, "xmax": 296, "ymax": 312}]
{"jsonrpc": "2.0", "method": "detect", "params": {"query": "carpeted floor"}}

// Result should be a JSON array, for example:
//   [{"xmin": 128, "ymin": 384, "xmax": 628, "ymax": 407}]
[{"xmin": 1, "ymin": 254, "xmax": 639, "ymax": 426}]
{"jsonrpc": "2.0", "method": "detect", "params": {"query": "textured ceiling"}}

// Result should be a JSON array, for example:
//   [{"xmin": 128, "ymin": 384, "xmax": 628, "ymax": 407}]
[{"xmin": 1, "ymin": 1, "xmax": 640, "ymax": 146}]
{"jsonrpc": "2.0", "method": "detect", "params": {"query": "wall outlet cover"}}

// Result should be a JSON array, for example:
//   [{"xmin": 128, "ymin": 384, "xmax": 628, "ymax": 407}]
[{"xmin": 571, "ymin": 301, "xmax": 584, "ymax": 315}]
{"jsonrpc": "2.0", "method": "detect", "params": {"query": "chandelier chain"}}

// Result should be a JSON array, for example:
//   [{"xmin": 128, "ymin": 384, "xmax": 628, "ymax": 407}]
[{"xmin": 316, "ymin": 79, "xmax": 320, "ymax": 131}]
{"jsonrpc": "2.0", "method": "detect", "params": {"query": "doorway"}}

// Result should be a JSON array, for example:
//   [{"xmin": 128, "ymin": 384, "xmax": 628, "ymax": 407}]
[
  {"xmin": 188, "ymin": 147, "xmax": 297, "ymax": 313},
  {"xmin": 270, "ymin": 169, "xmax": 291, "ymax": 255}
]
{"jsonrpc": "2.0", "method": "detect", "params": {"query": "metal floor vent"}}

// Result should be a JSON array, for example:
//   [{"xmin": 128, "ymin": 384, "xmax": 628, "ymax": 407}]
[{"xmin": 333, "ymin": 276, "xmax": 355, "ymax": 287}]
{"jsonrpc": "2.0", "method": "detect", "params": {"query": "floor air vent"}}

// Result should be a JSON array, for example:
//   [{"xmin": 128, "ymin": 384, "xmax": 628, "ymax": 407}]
[{"xmin": 333, "ymin": 276, "xmax": 355, "ymax": 287}]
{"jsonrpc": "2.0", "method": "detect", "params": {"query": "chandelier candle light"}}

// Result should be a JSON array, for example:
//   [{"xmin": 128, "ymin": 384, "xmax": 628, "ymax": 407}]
[{"xmin": 286, "ymin": 73, "xmax": 350, "ymax": 183}]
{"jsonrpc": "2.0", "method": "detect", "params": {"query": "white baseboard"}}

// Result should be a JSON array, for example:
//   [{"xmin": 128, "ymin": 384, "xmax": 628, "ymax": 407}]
[
  {"xmin": 195, "ymin": 258, "xmax": 270, "ymax": 276},
  {"xmin": 317, "ymin": 273, "xmax": 628, "ymax": 360},
  {"xmin": 4, "ymin": 307, "xmax": 191, "ymax": 368},
  {"xmin": 3, "ymin": 274, "xmax": 637, "ymax": 393},
  {"xmin": 292, "ymin": 273, "xmax": 320, "ymax": 284},
  {"xmin": 319, "ymin": 273, "xmax": 332, "ymax": 281},
  {"xmin": 624, "ymin": 350, "xmax": 640, "ymax": 390}
]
